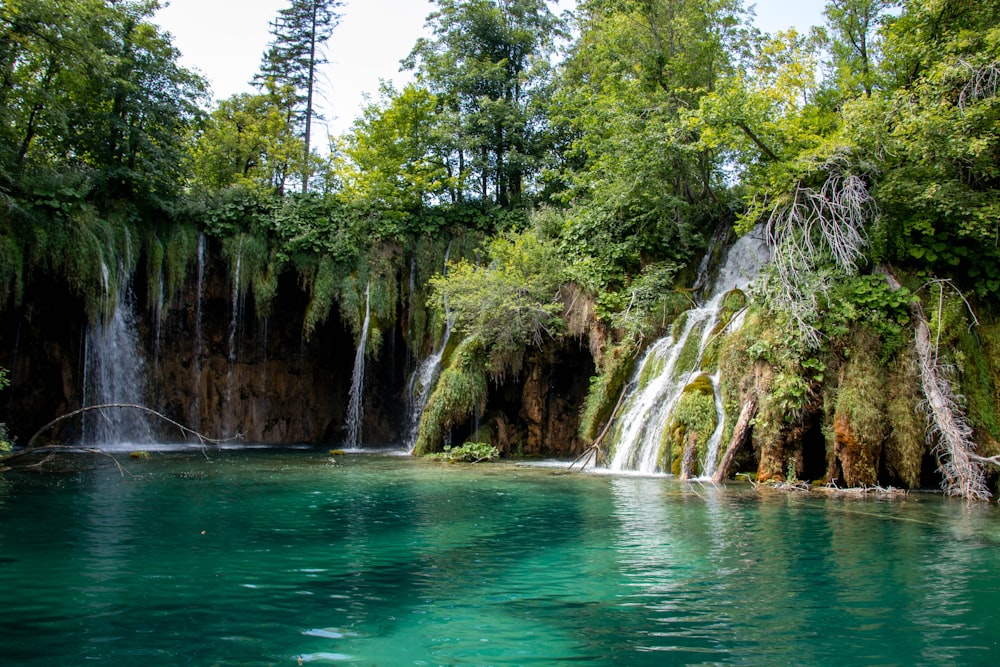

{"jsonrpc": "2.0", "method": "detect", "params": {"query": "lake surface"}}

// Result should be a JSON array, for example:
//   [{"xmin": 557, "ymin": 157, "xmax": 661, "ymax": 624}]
[{"xmin": 1, "ymin": 449, "xmax": 998, "ymax": 665}]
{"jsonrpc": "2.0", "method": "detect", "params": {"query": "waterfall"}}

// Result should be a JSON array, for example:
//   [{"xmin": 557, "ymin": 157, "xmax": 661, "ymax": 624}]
[
  {"xmin": 405, "ymin": 315, "xmax": 453, "ymax": 451},
  {"xmin": 228, "ymin": 236, "xmax": 244, "ymax": 363},
  {"xmin": 81, "ymin": 265, "xmax": 150, "ymax": 446},
  {"xmin": 345, "ymin": 281, "xmax": 371, "ymax": 449},
  {"xmin": 190, "ymin": 234, "xmax": 206, "ymax": 426},
  {"xmin": 606, "ymin": 229, "xmax": 769, "ymax": 474},
  {"xmin": 404, "ymin": 242, "xmax": 454, "ymax": 451}
]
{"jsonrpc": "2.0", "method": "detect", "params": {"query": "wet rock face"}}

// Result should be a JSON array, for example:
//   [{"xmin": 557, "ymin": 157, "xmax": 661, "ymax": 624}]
[
  {"xmin": 0, "ymin": 277, "xmax": 87, "ymax": 443},
  {"xmin": 150, "ymin": 260, "xmax": 404, "ymax": 446},
  {"xmin": 508, "ymin": 342, "xmax": 595, "ymax": 457},
  {"xmin": 0, "ymin": 246, "xmax": 589, "ymax": 453}
]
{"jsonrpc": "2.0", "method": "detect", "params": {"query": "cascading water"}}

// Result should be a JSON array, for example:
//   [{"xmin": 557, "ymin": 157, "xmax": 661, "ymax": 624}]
[
  {"xmin": 404, "ymin": 243, "xmax": 454, "ymax": 451},
  {"xmin": 81, "ymin": 262, "xmax": 150, "ymax": 446},
  {"xmin": 405, "ymin": 315, "xmax": 453, "ymax": 451},
  {"xmin": 606, "ymin": 229, "xmax": 769, "ymax": 474},
  {"xmin": 345, "ymin": 281, "xmax": 371, "ymax": 449},
  {"xmin": 190, "ymin": 234, "xmax": 206, "ymax": 426},
  {"xmin": 228, "ymin": 236, "xmax": 244, "ymax": 364}
]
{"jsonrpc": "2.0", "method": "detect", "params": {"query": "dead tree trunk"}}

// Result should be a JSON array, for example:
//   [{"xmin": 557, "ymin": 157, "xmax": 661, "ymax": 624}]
[
  {"xmin": 679, "ymin": 431, "xmax": 698, "ymax": 480},
  {"xmin": 712, "ymin": 396, "xmax": 758, "ymax": 483},
  {"xmin": 882, "ymin": 271, "xmax": 990, "ymax": 501}
]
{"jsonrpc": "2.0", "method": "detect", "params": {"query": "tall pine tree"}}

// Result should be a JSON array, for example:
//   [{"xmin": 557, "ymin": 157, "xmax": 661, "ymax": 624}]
[{"xmin": 255, "ymin": 0, "xmax": 342, "ymax": 194}]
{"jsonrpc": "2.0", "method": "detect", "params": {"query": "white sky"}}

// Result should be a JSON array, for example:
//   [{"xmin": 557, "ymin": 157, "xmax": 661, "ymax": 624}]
[{"xmin": 154, "ymin": 0, "xmax": 826, "ymax": 142}]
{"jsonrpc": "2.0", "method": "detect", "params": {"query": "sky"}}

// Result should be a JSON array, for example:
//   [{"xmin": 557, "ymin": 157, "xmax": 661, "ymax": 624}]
[{"xmin": 154, "ymin": 0, "xmax": 827, "ymax": 141}]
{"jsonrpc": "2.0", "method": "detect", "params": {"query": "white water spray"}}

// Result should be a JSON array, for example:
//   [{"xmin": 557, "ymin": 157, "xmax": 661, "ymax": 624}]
[
  {"xmin": 606, "ymin": 230, "xmax": 769, "ymax": 474},
  {"xmin": 81, "ymin": 263, "xmax": 150, "ymax": 446}
]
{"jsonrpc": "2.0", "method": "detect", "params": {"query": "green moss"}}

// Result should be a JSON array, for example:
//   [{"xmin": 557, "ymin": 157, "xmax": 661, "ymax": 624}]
[
  {"xmin": 672, "ymin": 316, "xmax": 711, "ymax": 383},
  {"xmin": 883, "ymin": 345, "xmax": 925, "ymax": 488},
  {"xmin": 578, "ymin": 343, "xmax": 635, "ymax": 442},
  {"xmin": 957, "ymin": 325, "xmax": 1000, "ymax": 443},
  {"xmin": 413, "ymin": 337, "xmax": 489, "ymax": 455},
  {"xmin": 0, "ymin": 233, "xmax": 25, "ymax": 308},
  {"xmin": 667, "ymin": 373, "xmax": 718, "ymax": 477},
  {"xmin": 832, "ymin": 330, "xmax": 888, "ymax": 487},
  {"xmin": 164, "ymin": 224, "xmax": 199, "ymax": 304},
  {"xmin": 303, "ymin": 255, "xmax": 341, "ymax": 339},
  {"xmin": 58, "ymin": 211, "xmax": 142, "ymax": 321},
  {"xmin": 145, "ymin": 234, "xmax": 165, "ymax": 315},
  {"xmin": 253, "ymin": 251, "xmax": 281, "ymax": 319}
]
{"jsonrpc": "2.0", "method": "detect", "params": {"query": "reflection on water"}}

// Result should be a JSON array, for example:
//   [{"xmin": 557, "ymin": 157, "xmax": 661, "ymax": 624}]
[{"xmin": 0, "ymin": 451, "xmax": 998, "ymax": 665}]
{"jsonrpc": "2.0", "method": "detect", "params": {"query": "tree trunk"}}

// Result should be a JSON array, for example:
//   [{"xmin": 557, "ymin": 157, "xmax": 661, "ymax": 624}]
[
  {"xmin": 712, "ymin": 396, "xmax": 758, "ymax": 483},
  {"xmin": 679, "ymin": 431, "xmax": 698, "ymax": 480},
  {"xmin": 882, "ymin": 270, "xmax": 990, "ymax": 500}
]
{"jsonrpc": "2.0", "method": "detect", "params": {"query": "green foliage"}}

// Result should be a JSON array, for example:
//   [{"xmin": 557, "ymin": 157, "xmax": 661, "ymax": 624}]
[
  {"xmin": 338, "ymin": 83, "xmax": 455, "ymax": 210},
  {"xmin": 430, "ymin": 230, "xmax": 566, "ymax": 378},
  {"xmin": 190, "ymin": 92, "xmax": 305, "ymax": 195},
  {"xmin": 0, "ymin": 0, "xmax": 207, "ymax": 209},
  {"xmin": 553, "ymin": 0, "xmax": 747, "ymax": 275},
  {"xmin": 425, "ymin": 441, "xmax": 500, "ymax": 463},
  {"xmin": 404, "ymin": 0, "xmax": 562, "ymax": 206},
  {"xmin": 844, "ymin": 0, "xmax": 1000, "ymax": 299}
]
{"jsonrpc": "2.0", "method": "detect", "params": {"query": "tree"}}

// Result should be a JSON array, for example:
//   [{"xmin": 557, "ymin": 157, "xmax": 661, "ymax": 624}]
[
  {"xmin": 550, "ymin": 0, "xmax": 750, "ymax": 275},
  {"xmin": 824, "ymin": 0, "xmax": 897, "ymax": 97},
  {"xmin": 849, "ymin": 0, "xmax": 1000, "ymax": 298},
  {"xmin": 404, "ymin": 0, "xmax": 562, "ymax": 206},
  {"xmin": 430, "ymin": 229, "xmax": 566, "ymax": 378},
  {"xmin": 338, "ymin": 83, "xmax": 455, "ymax": 211},
  {"xmin": 190, "ymin": 90, "xmax": 305, "ymax": 194},
  {"xmin": 0, "ymin": 0, "xmax": 206, "ymax": 207},
  {"xmin": 255, "ymin": 0, "xmax": 343, "ymax": 194}
]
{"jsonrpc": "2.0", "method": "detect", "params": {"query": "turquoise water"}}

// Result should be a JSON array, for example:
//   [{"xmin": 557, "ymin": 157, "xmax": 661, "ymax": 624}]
[{"xmin": 1, "ymin": 450, "xmax": 999, "ymax": 666}]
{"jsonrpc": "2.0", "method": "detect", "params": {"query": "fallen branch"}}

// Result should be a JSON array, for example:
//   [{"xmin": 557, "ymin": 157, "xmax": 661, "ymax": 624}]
[
  {"xmin": 570, "ymin": 380, "xmax": 636, "ymax": 471},
  {"xmin": 24, "ymin": 403, "xmax": 242, "ymax": 450},
  {"xmin": 815, "ymin": 484, "xmax": 907, "ymax": 499},
  {"xmin": 0, "ymin": 404, "xmax": 241, "ymax": 471}
]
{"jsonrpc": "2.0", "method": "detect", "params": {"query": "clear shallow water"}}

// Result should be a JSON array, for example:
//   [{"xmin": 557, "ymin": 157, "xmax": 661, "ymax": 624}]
[{"xmin": 1, "ymin": 451, "xmax": 999, "ymax": 666}]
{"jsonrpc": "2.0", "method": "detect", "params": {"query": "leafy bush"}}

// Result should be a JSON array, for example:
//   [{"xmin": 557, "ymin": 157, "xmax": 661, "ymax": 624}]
[
  {"xmin": 430, "ymin": 230, "xmax": 566, "ymax": 379},
  {"xmin": 426, "ymin": 442, "xmax": 500, "ymax": 463}
]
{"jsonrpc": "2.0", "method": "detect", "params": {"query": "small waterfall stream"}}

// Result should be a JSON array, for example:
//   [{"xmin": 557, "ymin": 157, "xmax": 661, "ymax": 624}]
[
  {"xmin": 345, "ymin": 281, "xmax": 372, "ymax": 448},
  {"xmin": 228, "ymin": 236, "xmax": 244, "ymax": 364},
  {"xmin": 606, "ymin": 230, "xmax": 769, "ymax": 474},
  {"xmin": 405, "ymin": 315, "xmax": 453, "ymax": 451},
  {"xmin": 190, "ymin": 234, "xmax": 206, "ymax": 426},
  {"xmin": 81, "ymin": 261, "xmax": 150, "ymax": 446},
  {"xmin": 404, "ymin": 243, "xmax": 454, "ymax": 451}
]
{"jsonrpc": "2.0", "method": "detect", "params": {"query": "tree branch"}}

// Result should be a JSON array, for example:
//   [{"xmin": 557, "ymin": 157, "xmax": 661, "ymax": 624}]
[{"xmin": 22, "ymin": 403, "xmax": 242, "ymax": 451}]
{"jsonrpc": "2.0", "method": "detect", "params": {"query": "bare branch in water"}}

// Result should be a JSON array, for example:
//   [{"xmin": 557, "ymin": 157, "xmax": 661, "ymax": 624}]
[{"xmin": 22, "ymin": 403, "xmax": 242, "ymax": 450}]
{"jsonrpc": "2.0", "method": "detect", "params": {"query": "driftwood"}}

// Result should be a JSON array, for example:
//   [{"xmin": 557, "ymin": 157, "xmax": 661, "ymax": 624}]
[
  {"xmin": 1, "ymin": 404, "xmax": 241, "ymax": 470},
  {"xmin": 569, "ymin": 380, "xmax": 635, "ymax": 471},
  {"xmin": 712, "ymin": 395, "xmax": 758, "ymax": 483}
]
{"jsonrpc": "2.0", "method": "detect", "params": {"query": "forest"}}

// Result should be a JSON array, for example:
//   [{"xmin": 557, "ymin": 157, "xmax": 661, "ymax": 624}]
[{"xmin": 2, "ymin": 0, "xmax": 1000, "ymax": 501}]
